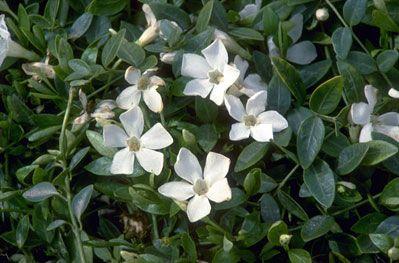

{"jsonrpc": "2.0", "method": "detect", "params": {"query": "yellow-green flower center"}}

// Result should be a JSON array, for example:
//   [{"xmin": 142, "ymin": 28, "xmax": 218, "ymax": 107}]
[
  {"xmin": 193, "ymin": 179, "xmax": 208, "ymax": 195},
  {"xmin": 137, "ymin": 76, "xmax": 151, "ymax": 90},
  {"xmin": 244, "ymin": 115, "xmax": 257, "ymax": 127},
  {"xmin": 127, "ymin": 136, "xmax": 141, "ymax": 152},
  {"xmin": 208, "ymin": 69, "xmax": 224, "ymax": 84}
]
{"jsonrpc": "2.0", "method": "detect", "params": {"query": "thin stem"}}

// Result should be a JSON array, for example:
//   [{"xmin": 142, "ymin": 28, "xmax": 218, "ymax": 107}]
[
  {"xmin": 275, "ymin": 164, "xmax": 300, "ymax": 193},
  {"xmin": 202, "ymin": 217, "xmax": 226, "ymax": 234},
  {"xmin": 87, "ymin": 75, "xmax": 123, "ymax": 99},
  {"xmin": 330, "ymin": 193, "xmax": 381, "ymax": 216},
  {"xmin": 324, "ymin": 0, "xmax": 395, "ymax": 90},
  {"xmin": 151, "ymin": 214, "xmax": 159, "ymax": 240},
  {"xmin": 59, "ymin": 88, "xmax": 75, "ymax": 160}
]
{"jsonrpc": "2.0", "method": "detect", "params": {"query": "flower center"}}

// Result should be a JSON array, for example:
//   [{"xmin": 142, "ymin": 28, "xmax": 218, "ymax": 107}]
[
  {"xmin": 193, "ymin": 179, "xmax": 209, "ymax": 195},
  {"xmin": 137, "ymin": 76, "xmax": 151, "ymax": 90},
  {"xmin": 244, "ymin": 115, "xmax": 257, "ymax": 127},
  {"xmin": 208, "ymin": 69, "xmax": 224, "ymax": 84},
  {"xmin": 127, "ymin": 136, "xmax": 141, "ymax": 152}
]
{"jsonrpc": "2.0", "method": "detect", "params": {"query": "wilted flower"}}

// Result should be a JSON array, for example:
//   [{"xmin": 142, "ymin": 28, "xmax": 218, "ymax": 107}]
[
  {"xmin": 22, "ymin": 62, "xmax": 55, "ymax": 79},
  {"xmin": 239, "ymin": 0, "xmax": 262, "ymax": 22},
  {"xmin": 158, "ymin": 148, "xmax": 231, "ymax": 222},
  {"xmin": 116, "ymin": 66, "xmax": 165, "ymax": 113},
  {"xmin": 103, "ymin": 107, "xmax": 173, "ymax": 175},
  {"xmin": 137, "ymin": 4, "xmax": 159, "ymax": 46},
  {"xmin": 228, "ymin": 55, "xmax": 266, "ymax": 97},
  {"xmin": 91, "ymin": 99, "xmax": 116, "ymax": 125},
  {"xmin": 181, "ymin": 39, "xmax": 240, "ymax": 105},
  {"xmin": 316, "ymin": 8, "xmax": 329, "ymax": 21},
  {"xmin": 350, "ymin": 85, "xmax": 399, "ymax": 142},
  {"xmin": 0, "ymin": 14, "xmax": 40, "ymax": 66},
  {"xmin": 224, "ymin": 91, "xmax": 288, "ymax": 142},
  {"xmin": 73, "ymin": 89, "xmax": 90, "ymax": 125},
  {"xmin": 160, "ymin": 51, "xmax": 177, "ymax": 64},
  {"xmin": 389, "ymin": 88, "xmax": 399, "ymax": 99}
]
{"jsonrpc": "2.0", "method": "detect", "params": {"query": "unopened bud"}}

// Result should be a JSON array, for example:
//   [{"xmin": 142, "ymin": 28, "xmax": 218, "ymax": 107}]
[
  {"xmin": 279, "ymin": 234, "xmax": 292, "ymax": 246},
  {"xmin": 388, "ymin": 247, "xmax": 399, "ymax": 261},
  {"xmin": 182, "ymin": 129, "xmax": 196, "ymax": 144},
  {"xmin": 316, "ymin": 8, "xmax": 329, "ymax": 21},
  {"xmin": 160, "ymin": 52, "xmax": 177, "ymax": 64}
]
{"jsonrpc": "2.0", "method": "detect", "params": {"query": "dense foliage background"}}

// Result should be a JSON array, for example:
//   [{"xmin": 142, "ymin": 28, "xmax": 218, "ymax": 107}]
[{"xmin": 1, "ymin": 0, "xmax": 399, "ymax": 262}]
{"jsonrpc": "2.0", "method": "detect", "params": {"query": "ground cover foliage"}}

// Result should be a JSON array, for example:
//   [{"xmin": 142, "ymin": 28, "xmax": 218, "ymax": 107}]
[{"xmin": 1, "ymin": 0, "xmax": 399, "ymax": 262}]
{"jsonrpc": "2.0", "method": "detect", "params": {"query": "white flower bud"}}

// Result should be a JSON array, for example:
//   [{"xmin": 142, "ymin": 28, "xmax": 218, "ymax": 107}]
[
  {"xmin": 160, "ymin": 51, "xmax": 177, "ymax": 64},
  {"xmin": 389, "ymin": 88, "xmax": 399, "ymax": 99},
  {"xmin": 388, "ymin": 247, "xmax": 399, "ymax": 261},
  {"xmin": 137, "ymin": 4, "xmax": 159, "ymax": 46},
  {"xmin": 316, "ymin": 8, "xmax": 329, "ymax": 21},
  {"xmin": 279, "ymin": 234, "xmax": 292, "ymax": 246}
]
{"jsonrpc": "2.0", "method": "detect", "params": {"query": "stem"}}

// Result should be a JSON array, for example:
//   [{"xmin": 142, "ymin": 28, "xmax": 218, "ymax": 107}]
[
  {"xmin": 151, "ymin": 214, "xmax": 159, "ymax": 240},
  {"xmin": 159, "ymin": 111, "xmax": 166, "ymax": 127},
  {"xmin": 275, "ymin": 164, "xmax": 300, "ymax": 193},
  {"xmin": 330, "ymin": 193, "xmax": 381, "ymax": 216},
  {"xmin": 202, "ymin": 217, "xmax": 226, "ymax": 234},
  {"xmin": 59, "ymin": 88, "xmax": 75, "ymax": 160},
  {"xmin": 87, "ymin": 75, "xmax": 123, "ymax": 99},
  {"xmin": 65, "ymin": 175, "xmax": 86, "ymax": 263},
  {"xmin": 324, "ymin": 0, "xmax": 395, "ymax": 90}
]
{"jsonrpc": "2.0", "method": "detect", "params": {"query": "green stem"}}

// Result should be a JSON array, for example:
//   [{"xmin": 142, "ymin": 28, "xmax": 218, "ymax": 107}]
[
  {"xmin": 87, "ymin": 75, "xmax": 123, "ymax": 99},
  {"xmin": 330, "ymin": 193, "xmax": 381, "ymax": 216},
  {"xmin": 275, "ymin": 164, "xmax": 300, "ymax": 193},
  {"xmin": 151, "ymin": 214, "xmax": 159, "ymax": 240},
  {"xmin": 202, "ymin": 217, "xmax": 226, "ymax": 234},
  {"xmin": 59, "ymin": 88, "xmax": 75, "ymax": 160},
  {"xmin": 324, "ymin": 0, "xmax": 395, "ymax": 90}
]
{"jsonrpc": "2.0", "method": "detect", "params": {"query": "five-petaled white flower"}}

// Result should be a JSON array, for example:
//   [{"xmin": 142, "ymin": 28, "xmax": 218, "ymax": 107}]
[
  {"xmin": 224, "ymin": 91, "xmax": 288, "ymax": 142},
  {"xmin": 116, "ymin": 66, "xmax": 165, "ymax": 113},
  {"xmin": 228, "ymin": 55, "xmax": 266, "ymax": 97},
  {"xmin": 181, "ymin": 39, "xmax": 240, "ymax": 105},
  {"xmin": 350, "ymin": 85, "xmax": 399, "ymax": 142},
  {"xmin": 158, "ymin": 148, "xmax": 231, "ymax": 222},
  {"xmin": 103, "ymin": 107, "xmax": 173, "ymax": 175},
  {"xmin": 389, "ymin": 88, "xmax": 399, "ymax": 99}
]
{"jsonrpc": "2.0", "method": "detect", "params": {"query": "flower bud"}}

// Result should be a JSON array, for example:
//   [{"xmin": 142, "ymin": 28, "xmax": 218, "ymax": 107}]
[
  {"xmin": 137, "ymin": 4, "xmax": 159, "ymax": 46},
  {"xmin": 316, "ymin": 8, "xmax": 329, "ymax": 21},
  {"xmin": 279, "ymin": 234, "xmax": 292, "ymax": 246},
  {"xmin": 214, "ymin": 29, "xmax": 251, "ymax": 60},
  {"xmin": 389, "ymin": 88, "xmax": 399, "ymax": 99},
  {"xmin": 160, "ymin": 52, "xmax": 177, "ymax": 64},
  {"xmin": 388, "ymin": 247, "xmax": 399, "ymax": 261},
  {"xmin": 182, "ymin": 129, "xmax": 196, "ymax": 145},
  {"xmin": 22, "ymin": 62, "xmax": 55, "ymax": 79}
]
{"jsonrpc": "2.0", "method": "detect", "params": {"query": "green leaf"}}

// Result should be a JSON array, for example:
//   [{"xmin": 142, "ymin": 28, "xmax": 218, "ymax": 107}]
[
  {"xmin": 338, "ymin": 61, "xmax": 365, "ymax": 104},
  {"xmin": 117, "ymin": 41, "xmax": 145, "ymax": 67},
  {"xmin": 375, "ymin": 216, "xmax": 399, "ymax": 238},
  {"xmin": 101, "ymin": 29, "xmax": 125, "ymax": 67},
  {"xmin": 267, "ymin": 221, "xmax": 288, "ymax": 246},
  {"xmin": 72, "ymin": 185, "xmax": 93, "ymax": 222},
  {"xmin": 336, "ymin": 143, "xmax": 369, "ymax": 175},
  {"xmin": 303, "ymin": 160, "xmax": 335, "ymax": 208},
  {"xmin": 230, "ymin": 27, "xmax": 264, "ymax": 41},
  {"xmin": 376, "ymin": 50, "xmax": 399, "ymax": 73},
  {"xmin": 70, "ymin": 147, "xmax": 90, "ymax": 170},
  {"xmin": 195, "ymin": 124, "xmax": 218, "ymax": 152},
  {"xmin": 346, "ymin": 51, "xmax": 377, "ymax": 75},
  {"xmin": 372, "ymin": 10, "xmax": 399, "ymax": 32},
  {"xmin": 362, "ymin": 140, "xmax": 398, "ymax": 166},
  {"xmin": 332, "ymin": 27, "xmax": 352, "ymax": 60},
  {"xmin": 297, "ymin": 116, "xmax": 325, "ymax": 168},
  {"xmin": 209, "ymin": 0, "xmax": 228, "ymax": 31},
  {"xmin": 87, "ymin": 0, "xmax": 126, "ymax": 16},
  {"xmin": 260, "ymin": 194, "xmax": 280, "ymax": 224},
  {"xmin": 196, "ymin": 0, "xmax": 213, "ymax": 33},
  {"xmin": 7, "ymin": 95, "xmax": 35, "ymax": 125},
  {"xmin": 16, "ymin": 215, "xmax": 29, "ymax": 248},
  {"xmin": 343, "ymin": 0, "xmax": 367, "ymax": 26},
  {"xmin": 301, "ymin": 215, "xmax": 335, "ymax": 242},
  {"xmin": 300, "ymin": 59, "xmax": 332, "ymax": 88},
  {"xmin": 369, "ymin": 234, "xmax": 393, "ymax": 253},
  {"xmin": 253, "ymin": 51, "xmax": 273, "ymax": 83},
  {"xmin": 23, "ymin": 182, "xmax": 59, "ymax": 202},
  {"xmin": 288, "ymin": 249, "xmax": 312, "ymax": 263},
  {"xmin": 272, "ymin": 57, "xmax": 306, "ymax": 104},
  {"xmin": 277, "ymin": 190, "xmax": 309, "ymax": 221},
  {"xmin": 234, "ymin": 142, "xmax": 269, "ymax": 172},
  {"xmin": 86, "ymin": 130, "xmax": 117, "ymax": 158},
  {"xmin": 68, "ymin": 12, "xmax": 93, "ymax": 40},
  {"xmin": 195, "ymin": 97, "xmax": 218, "ymax": 123},
  {"xmin": 149, "ymin": 3, "xmax": 191, "ymax": 30},
  {"xmin": 128, "ymin": 186, "xmax": 170, "ymax": 215},
  {"xmin": 18, "ymin": 4, "xmax": 30, "ymax": 31},
  {"xmin": 263, "ymin": 6, "xmax": 279, "ymax": 36},
  {"xmin": 85, "ymin": 157, "xmax": 113, "ymax": 176},
  {"xmin": 47, "ymin": 220, "xmax": 67, "ymax": 231},
  {"xmin": 309, "ymin": 76, "xmax": 343, "ymax": 115},
  {"xmin": 267, "ymin": 75, "xmax": 291, "ymax": 115},
  {"xmin": 181, "ymin": 233, "xmax": 197, "ymax": 262},
  {"xmin": 244, "ymin": 169, "xmax": 261, "ymax": 195},
  {"xmin": 380, "ymin": 178, "xmax": 399, "ymax": 211},
  {"xmin": 351, "ymin": 213, "xmax": 386, "ymax": 234}
]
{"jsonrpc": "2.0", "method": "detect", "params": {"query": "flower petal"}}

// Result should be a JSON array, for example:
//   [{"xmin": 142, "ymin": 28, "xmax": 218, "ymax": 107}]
[
  {"xmin": 243, "ymin": 74, "xmax": 266, "ymax": 96},
  {"xmin": 219, "ymin": 64, "xmax": 240, "ymax": 91},
  {"xmin": 224, "ymin": 95, "xmax": 246, "ymax": 121},
  {"xmin": 201, "ymin": 39, "xmax": 228, "ymax": 71},
  {"xmin": 186, "ymin": 195, "xmax": 211, "ymax": 222},
  {"xmin": 359, "ymin": 123, "xmax": 373, "ymax": 143},
  {"xmin": 124, "ymin": 66, "xmax": 141, "ymax": 85},
  {"xmin": 116, "ymin": 86, "xmax": 141, "ymax": 110},
  {"xmin": 183, "ymin": 78, "xmax": 213, "ymax": 98},
  {"xmin": 229, "ymin": 122, "xmax": 250, "ymax": 141},
  {"xmin": 158, "ymin": 181, "xmax": 194, "ymax": 201},
  {"xmin": 140, "ymin": 123, "xmax": 173, "ymax": 150},
  {"xmin": 250, "ymin": 124, "xmax": 274, "ymax": 142},
  {"xmin": 377, "ymin": 112, "xmax": 399, "ymax": 126},
  {"xmin": 110, "ymin": 148, "xmax": 135, "ymax": 175},
  {"xmin": 257, "ymin": 111, "xmax": 288, "ymax": 132},
  {"xmin": 233, "ymin": 55, "xmax": 248, "ymax": 81},
  {"xmin": 143, "ymin": 89, "xmax": 163, "ymax": 113},
  {"xmin": 246, "ymin": 90, "xmax": 267, "ymax": 116},
  {"xmin": 389, "ymin": 88, "xmax": 399, "ymax": 99},
  {"xmin": 209, "ymin": 84, "xmax": 229, "ymax": 105},
  {"xmin": 364, "ymin": 85, "xmax": 378, "ymax": 110},
  {"xmin": 350, "ymin": 102, "xmax": 372, "ymax": 125},
  {"xmin": 204, "ymin": 152, "xmax": 230, "ymax": 186},
  {"xmin": 136, "ymin": 148, "xmax": 164, "ymax": 175},
  {"xmin": 150, "ymin": 75, "xmax": 165, "ymax": 87},
  {"xmin": 374, "ymin": 125, "xmax": 399, "ymax": 142},
  {"xmin": 206, "ymin": 178, "xmax": 231, "ymax": 203},
  {"xmin": 174, "ymin": 148, "xmax": 202, "ymax": 184},
  {"xmin": 181, "ymin": 53, "xmax": 211, "ymax": 79},
  {"xmin": 120, "ymin": 107, "xmax": 144, "ymax": 138},
  {"xmin": 239, "ymin": 3, "xmax": 259, "ymax": 20},
  {"xmin": 103, "ymin": 124, "xmax": 128, "ymax": 147}
]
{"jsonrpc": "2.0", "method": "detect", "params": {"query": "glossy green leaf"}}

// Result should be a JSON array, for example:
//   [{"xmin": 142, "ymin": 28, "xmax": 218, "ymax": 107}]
[
  {"xmin": 309, "ymin": 76, "xmax": 343, "ymax": 115},
  {"xmin": 234, "ymin": 142, "xmax": 269, "ymax": 172},
  {"xmin": 297, "ymin": 116, "xmax": 325, "ymax": 168},
  {"xmin": 336, "ymin": 143, "xmax": 369, "ymax": 175},
  {"xmin": 301, "ymin": 215, "xmax": 335, "ymax": 242},
  {"xmin": 332, "ymin": 27, "xmax": 352, "ymax": 60}
]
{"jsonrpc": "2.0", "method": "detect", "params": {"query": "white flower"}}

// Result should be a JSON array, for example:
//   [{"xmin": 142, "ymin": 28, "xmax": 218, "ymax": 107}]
[
  {"xmin": 116, "ymin": 66, "xmax": 165, "ymax": 113},
  {"xmin": 137, "ymin": 4, "xmax": 159, "ymax": 46},
  {"xmin": 103, "ymin": 107, "xmax": 173, "ymax": 175},
  {"xmin": 181, "ymin": 39, "xmax": 240, "ymax": 105},
  {"xmin": 0, "ymin": 14, "xmax": 39, "ymax": 65},
  {"xmin": 239, "ymin": 0, "xmax": 262, "ymax": 22},
  {"xmin": 316, "ymin": 8, "xmax": 329, "ymax": 21},
  {"xmin": 91, "ymin": 99, "xmax": 116, "ymax": 126},
  {"xmin": 228, "ymin": 55, "xmax": 266, "ymax": 97},
  {"xmin": 158, "ymin": 148, "xmax": 231, "ymax": 222},
  {"xmin": 389, "ymin": 88, "xmax": 399, "ymax": 99},
  {"xmin": 350, "ymin": 85, "xmax": 399, "ymax": 142},
  {"xmin": 160, "ymin": 51, "xmax": 177, "ymax": 64},
  {"xmin": 224, "ymin": 91, "xmax": 288, "ymax": 142}
]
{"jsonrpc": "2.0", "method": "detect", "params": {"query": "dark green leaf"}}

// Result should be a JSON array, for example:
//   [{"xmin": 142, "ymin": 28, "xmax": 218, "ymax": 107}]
[
  {"xmin": 297, "ymin": 116, "xmax": 325, "ymax": 168},
  {"xmin": 301, "ymin": 215, "xmax": 335, "ymax": 242},
  {"xmin": 23, "ymin": 182, "xmax": 58, "ymax": 202},
  {"xmin": 309, "ymin": 76, "xmax": 343, "ymax": 115},
  {"xmin": 336, "ymin": 143, "xmax": 369, "ymax": 175},
  {"xmin": 332, "ymin": 27, "xmax": 352, "ymax": 60},
  {"xmin": 343, "ymin": 0, "xmax": 367, "ymax": 26},
  {"xmin": 234, "ymin": 142, "xmax": 269, "ymax": 172}
]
